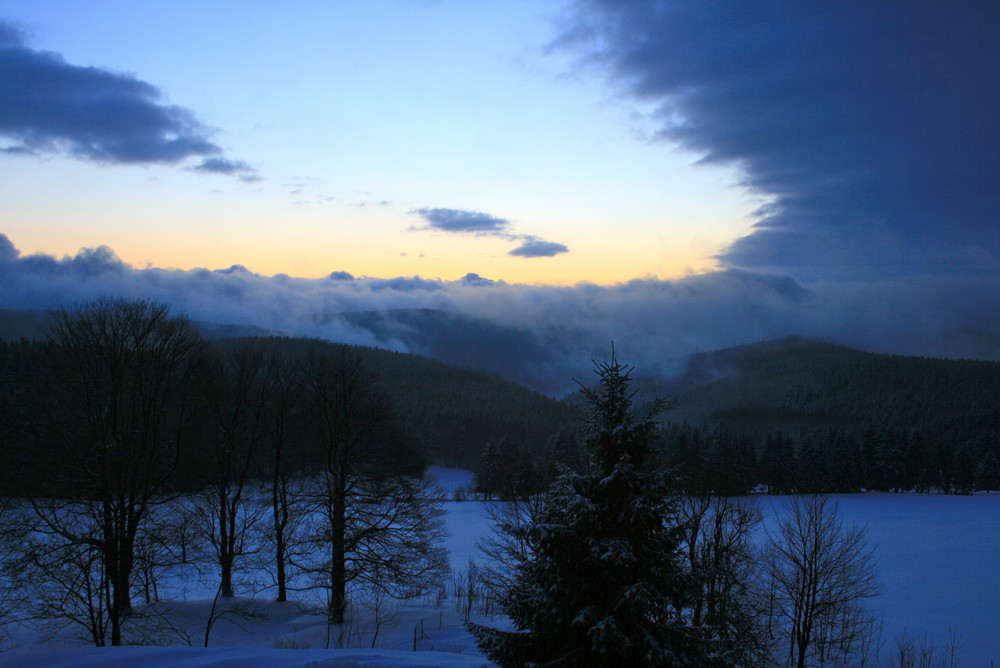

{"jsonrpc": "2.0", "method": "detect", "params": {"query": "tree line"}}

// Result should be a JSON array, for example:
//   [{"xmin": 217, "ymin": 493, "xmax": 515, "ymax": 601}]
[
  {"xmin": 472, "ymin": 418, "xmax": 1000, "ymax": 502},
  {"xmin": 651, "ymin": 337, "xmax": 1000, "ymax": 497},
  {"xmin": 657, "ymin": 422, "xmax": 1000, "ymax": 496}
]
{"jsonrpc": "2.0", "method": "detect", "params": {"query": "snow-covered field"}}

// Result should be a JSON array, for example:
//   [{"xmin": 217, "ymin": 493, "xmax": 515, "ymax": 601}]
[
  {"xmin": 4, "ymin": 469, "xmax": 999, "ymax": 666},
  {"xmin": 761, "ymin": 493, "xmax": 1000, "ymax": 667}
]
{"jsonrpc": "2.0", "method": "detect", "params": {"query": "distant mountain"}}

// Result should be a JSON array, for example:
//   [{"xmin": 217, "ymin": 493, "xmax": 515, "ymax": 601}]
[
  {"xmin": 314, "ymin": 308, "xmax": 567, "ymax": 396},
  {"xmin": 0, "ymin": 309, "xmax": 277, "ymax": 341},
  {"xmin": 193, "ymin": 321, "xmax": 279, "ymax": 340},
  {"xmin": 657, "ymin": 336, "xmax": 1000, "ymax": 441},
  {"xmin": 9, "ymin": 305, "xmax": 998, "ymax": 451}
]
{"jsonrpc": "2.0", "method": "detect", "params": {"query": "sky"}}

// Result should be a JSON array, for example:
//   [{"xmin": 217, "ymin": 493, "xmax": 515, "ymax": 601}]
[
  {"xmin": 2, "ymin": 0, "xmax": 999, "ymax": 384},
  {"xmin": 0, "ymin": 0, "xmax": 755, "ymax": 284}
]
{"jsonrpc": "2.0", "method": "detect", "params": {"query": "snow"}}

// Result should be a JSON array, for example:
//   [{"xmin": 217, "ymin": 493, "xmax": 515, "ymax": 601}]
[
  {"xmin": 1, "ymin": 646, "xmax": 492, "ymax": 668},
  {"xmin": 425, "ymin": 467, "xmax": 474, "ymax": 497},
  {"xmin": 4, "ymin": 470, "xmax": 999, "ymax": 666},
  {"xmin": 762, "ymin": 493, "xmax": 1000, "ymax": 666}
]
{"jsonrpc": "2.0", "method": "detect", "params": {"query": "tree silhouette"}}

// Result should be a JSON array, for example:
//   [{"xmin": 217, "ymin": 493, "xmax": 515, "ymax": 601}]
[{"xmin": 471, "ymin": 352, "xmax": 716, "ymax": 666}]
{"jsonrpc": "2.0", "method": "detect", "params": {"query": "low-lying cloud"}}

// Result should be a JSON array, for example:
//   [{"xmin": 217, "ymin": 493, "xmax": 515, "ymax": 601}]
[
  {"xmin": 3, "ymin": 233, "xmax": 999, "ymax": 395},
  {"xmin": 0, "ymin": 19, "xmax": 257, "ymax": 179}
]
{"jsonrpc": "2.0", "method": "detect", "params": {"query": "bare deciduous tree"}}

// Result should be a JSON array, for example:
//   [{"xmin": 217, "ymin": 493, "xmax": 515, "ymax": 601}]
[
  {"xmin": 33, "ymin": 298, "xmax": 202, "ymax": 645},
  {"xmin": 679, "ymin": 495, "xmax": 771, "ymax": 666},
  {"xmin": 0, "ymin": 499, "xmax": 31, "ymax": 644},
  {"xmin": 765, "ymin": 495, "xmax": 879, "ymax": 668},
  {"xmin": 195, "ymin": 341, "xmax": 269, "ymax": 598},
  {"xmin": 475, "ymin": 493, "xmax": 545, "ymax": 612},
  {"xmin": 889, "ymin": 628, "xmax": 961, "ymax": 668},
  {"xmin": 300, "ymin": 347, "xmax": 438, "ymax": 627},
  {"xmin": 259, "ymin": 347, "xmax": 306, "ymax": 603},
  {"xmin": 21, "ymin": 525, "xmax": 109, "ymax": 646}
]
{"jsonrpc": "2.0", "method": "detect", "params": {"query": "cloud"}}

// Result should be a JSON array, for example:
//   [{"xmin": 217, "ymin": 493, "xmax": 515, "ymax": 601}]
[
  {"xmin": 565, "ymin": 1, "xmax": 1000, "ymax": 278},
  {"xmin": 459, "ymin": 272, "xmax": 499, "ymax": 286},
  {"xmin": 3, "ymin": 233, "xmax": 1000, "ymax": 395},
  {"xmin": 0, "ymin": 232, "xmax": 17, "ymax": 262},
  {"xmin": 0, "ymin": 19, "xmax": 24, "ymax": 48},
  {"xmin": 509, "ymin": 237, "xmax": 569, "ymax": 258},
  {"xmin": 193, "ymin": 157, "xmax": 260, "ymax": 182},
  {"xmin": 411, "ymin": 207, "xmax": 569, "ymax": 259},
  {"xmin": 412, "ymin": 208, "xmax": 511, "ymax": 234},
  {"xmin": 0, "ymin": 19, "xmax": 252, "ymax": 177}
]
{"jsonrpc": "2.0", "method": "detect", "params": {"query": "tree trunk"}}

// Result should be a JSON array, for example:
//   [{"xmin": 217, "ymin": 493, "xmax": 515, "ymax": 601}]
[
  {"xmin": 273, "ymin": 484, "xmax": 288, "ymax": 602},
  {"xmin": 219, "ymin": 490, "xmax": 234, "ymax": 598},
  {"xmin": 220, "ymin": 560, "xmax": 234, "ymax": 598},
  {"xmin": 107, "ymin": 514, "xmax": 134, "ymax": 646},
  {"xmin": 272, "ymin": 446, "xmax": 288, "ymax": 603},
  {"xmin": 110, "ymin": 578, "xmax": 132, "ymax": 646},
  {"xmin": 329, "ymin": 482, "xmax": 348, "ymax": 624}
]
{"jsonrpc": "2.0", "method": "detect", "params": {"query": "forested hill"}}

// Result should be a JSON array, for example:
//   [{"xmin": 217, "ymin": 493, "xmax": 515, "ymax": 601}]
[
  {"xmin": 0, "ymin": 323, "xmax": 582, "ymax": 494},
  {"xmin": 658, "ymin": 336, "xmax": 1000, "ymax": 437},
  {"xmin": 232, "ymin": 336, "xmax": 582, "ymax": 468},
  {"xmin": 620, "ymin": 337, "xmax": 1000, "ymax": 495}
]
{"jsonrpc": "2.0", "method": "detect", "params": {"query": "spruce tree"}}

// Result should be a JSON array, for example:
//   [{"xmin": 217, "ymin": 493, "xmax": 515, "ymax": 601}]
[
  {"xmin": 470, "ymin": 353, "xmax": 715, "ymax": 667},
  {"xmin": 475, "ymin": 439, "xmax": 503, "ymax": 500},
  {"xmin": 974, "ymin": 450, "xmax": 1000, "ymax": 492}
]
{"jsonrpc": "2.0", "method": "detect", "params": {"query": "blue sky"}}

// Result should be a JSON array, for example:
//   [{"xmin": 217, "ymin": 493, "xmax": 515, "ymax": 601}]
[
  {"xmin": 0, "ymin": 0, "xmax": 754, "ymax": 283},
  {"xmin": 2, "ymin": 0, "xmax": 999, "ymax": 380}
]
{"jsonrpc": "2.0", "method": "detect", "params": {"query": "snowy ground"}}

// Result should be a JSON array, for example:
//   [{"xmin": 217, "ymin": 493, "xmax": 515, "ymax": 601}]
[
  {"xmin": 778, "ymin": 493, "xmax": 1000, "ymax": 667},
  {"xmin": 3, "ymin": 469, "xmax": 999, "ymax": 666}
]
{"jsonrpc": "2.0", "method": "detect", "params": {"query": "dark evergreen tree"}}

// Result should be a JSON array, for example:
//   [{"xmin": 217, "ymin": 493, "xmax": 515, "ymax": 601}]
[
  {"xmin": 860, "ymin": 426, "xmax": 879, "ymax": 490},
  {"xmin": 826, "ymin": 429, "xmax": 855, "ymax": 492},
  {"xmin": 475, "ymin": 436, "xmax": 541, "ymax": 500},
  {"xmin": 501, "ymin": 436, "xmax": 537, "ymax": 500},
  {"xmin": 470, "ymin": 353, "xmax": 720, "ymax": 667},
  {"xmin": 662, "ymin": 422, "xmax": 709, "ymax": 494},
  {"xmin": 873, "ymin": 429, "xmax": 908, "ymax": 492},
  {"xmin": 974, "ymin": 450, "xmax": 1000, "ymax": 492},
  {"xmin": 907, "ymin": 431, "xmax": 933, "ymax": 493},
  {"xmin": 795, "ymin": 433, "xmax": 830, "ymax": 494},
  {"xmin": 931, "ymin": 439, "xmax": 954, "ymax": 492},
  {"xmin": 705, "ymin": 426, "xmax": 754, "ymax": 496},
  {"xmin": 547, "ymin": 427, "xmax": 584, "ymax": 476},
  {"xmin": 474, "ymin": 439, "xmax": 503, "ymax": 500},
  {"xmin": 953, "ymin": 444, "xmax": 977, "ymax": 495},
  {"xmin": 760, "ymin": 431, "xmax": 796, "ymax": 494}
]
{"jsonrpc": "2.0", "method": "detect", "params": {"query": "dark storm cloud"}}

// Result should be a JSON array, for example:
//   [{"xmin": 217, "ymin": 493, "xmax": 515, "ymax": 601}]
[
  {"xmin": 4, "ymin": 233, "xmax": 1000, "ymax": 396},
  {"xmin": 508, "ymin": 237, "xmax": 569, "ymax": 258},
  {"xmin": 412, "ymin": 208, "xmax": 511, "ymax": 234},
  {"xmin": 411, "ymin": 207, "xmax": 569, "ymax": 259},
  {"xmin": 567, "ymin": 1, "xmax": 1000, "ymax": 277},
  {"xmin": 0, "ymin": 19, "xmax": 253, "ymax": 176}
]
